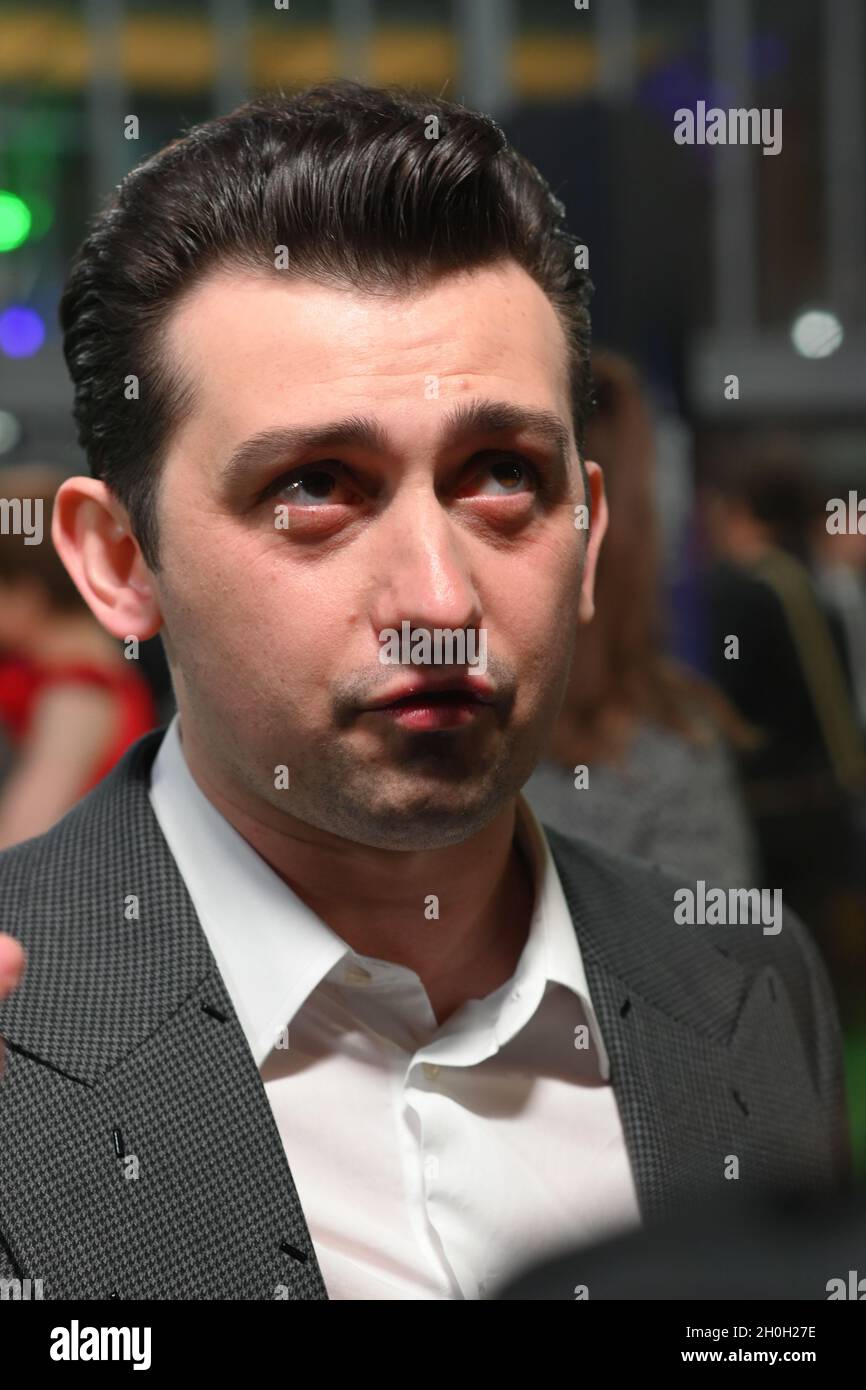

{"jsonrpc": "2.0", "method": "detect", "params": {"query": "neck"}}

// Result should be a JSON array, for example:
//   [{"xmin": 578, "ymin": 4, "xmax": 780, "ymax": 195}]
[{"xmin": 179, "ymin": 724, "xmax": 536, "ymax": 1026}]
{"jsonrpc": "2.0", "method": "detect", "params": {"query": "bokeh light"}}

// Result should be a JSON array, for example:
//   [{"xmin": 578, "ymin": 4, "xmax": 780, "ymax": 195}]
[
  {"xmin": 791, "ymin": 309, "xmax": 844, "ymax": 359},
  {"xmin": 0, "ymin": 191, "xmax": 32, "ymax": 252},
  {"xmin": 0, "ymin": 305, "xmax": 46, "ymax": 357}
]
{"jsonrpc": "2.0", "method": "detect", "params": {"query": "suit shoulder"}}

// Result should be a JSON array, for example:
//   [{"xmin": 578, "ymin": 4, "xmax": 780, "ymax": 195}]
[
  {"xmin": 542, "ymin": 823, "xmax": 821, "ymax": 986},
  {"xmin": 542, "ymin": 822, "xmax": 694, "ymax": 917},
  {"xmin": 0, "ymin": 784, "xmax": 124, "ymax": 945}
]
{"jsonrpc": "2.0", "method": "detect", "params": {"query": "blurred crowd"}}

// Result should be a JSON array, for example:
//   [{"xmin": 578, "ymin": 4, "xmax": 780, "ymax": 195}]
[{"xmin": 524, "ymin": 352, "xmax": 866, "ymax": 1039}]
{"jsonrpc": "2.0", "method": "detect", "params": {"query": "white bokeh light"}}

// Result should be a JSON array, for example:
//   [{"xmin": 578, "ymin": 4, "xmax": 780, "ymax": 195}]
[
  {"xmin": 791, "ymin": 309, "xmax": 844, "ymax": 359},
  {"xmin": 0, "ymin": 409, "xmax": 22, "ymax": 454}
]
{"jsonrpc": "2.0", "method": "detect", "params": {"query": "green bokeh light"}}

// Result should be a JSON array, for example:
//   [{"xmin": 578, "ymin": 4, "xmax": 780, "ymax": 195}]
[{"xmin": 0, "ymin": 192, "xmax": 32, "ymax": 252}]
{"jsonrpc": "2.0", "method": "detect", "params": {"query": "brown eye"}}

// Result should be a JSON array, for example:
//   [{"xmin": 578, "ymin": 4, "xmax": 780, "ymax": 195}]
[
  {"xmin": 274, "ymin": 463, "xmax": 355, "ymax": 506},
  {"xmin": 492, "ymin": 460, "xmax": 527, "ymax": 489},
  {"xmin": 471, "ymin": 456, "xmax": 538, "ymax": 496}
]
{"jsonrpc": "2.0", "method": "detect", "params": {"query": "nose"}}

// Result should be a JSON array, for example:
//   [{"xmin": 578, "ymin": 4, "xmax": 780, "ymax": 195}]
[{"xmin": 368, "ymin": 485, "xmax": 483, "ymax": 643}]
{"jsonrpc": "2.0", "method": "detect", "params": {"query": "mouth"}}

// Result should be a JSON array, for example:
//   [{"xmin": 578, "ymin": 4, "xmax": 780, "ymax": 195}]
[{"xmin": 361, "ymin": 680, "xmax": 494, "ymax": 731}]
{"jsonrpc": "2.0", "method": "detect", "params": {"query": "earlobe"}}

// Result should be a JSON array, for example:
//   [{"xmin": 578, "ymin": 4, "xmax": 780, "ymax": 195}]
[{"xmin": 52, "ymin": 477, "xmax": 163, "ymax": 640}]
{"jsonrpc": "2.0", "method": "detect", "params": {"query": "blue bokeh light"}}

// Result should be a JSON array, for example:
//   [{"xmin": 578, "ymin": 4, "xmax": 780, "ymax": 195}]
[{"xmin": 0, "ymin": 305, "xmax": 46, "ymax": 357}]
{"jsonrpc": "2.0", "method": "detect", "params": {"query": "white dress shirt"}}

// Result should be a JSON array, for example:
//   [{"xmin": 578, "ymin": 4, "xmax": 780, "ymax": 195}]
[{"xmin": 148, "ymin": 714, "xmax": 641, "ymax": 1299}]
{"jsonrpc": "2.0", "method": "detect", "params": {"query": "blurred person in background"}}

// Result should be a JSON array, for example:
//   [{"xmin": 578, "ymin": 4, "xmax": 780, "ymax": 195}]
[
  {"xmin": 0, "ymin": 466, "xmax": 157, "ymax": 848},
  {"xmin": 524, "ymin": 351, "xmax": 760, "ymax": 888},
  {"xmin": 810, "ymin": 488, "xmax": 866, "ymax": 913},
  {"xmin": 700, "ymin": 443, "xmax": 866, "ymax": 1009},
  {"xmin": 810, "ymin": 480, "xmax": 866, "ymax": 738}
]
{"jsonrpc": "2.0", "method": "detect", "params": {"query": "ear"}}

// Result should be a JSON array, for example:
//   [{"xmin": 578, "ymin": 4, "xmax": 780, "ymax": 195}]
[
  {"xmin": 577, "ymin": 458, "xmax": 608, "ymax": 624},
  {"xmin": 51, "ymin": 477, "xmax": 163, "ymax": 641}
]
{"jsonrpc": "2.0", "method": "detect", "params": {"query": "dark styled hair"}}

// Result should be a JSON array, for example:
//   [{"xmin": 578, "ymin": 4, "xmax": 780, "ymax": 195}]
[{"xmin": 60, "ymin": 79, "xmax": 593, "ymax": 570}]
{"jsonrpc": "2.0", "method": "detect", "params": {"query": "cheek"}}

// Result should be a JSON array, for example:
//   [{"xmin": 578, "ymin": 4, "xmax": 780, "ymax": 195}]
[
  {"xmin": 487, "ymin": 562, "xmax": 580, "ymax": 710},
  {"xmin": 171, "ymin": 551, "xmax": 349, "ymax": 711},
  {"xmin": 502, "ymin": 530, "xmax": 582, "ymax": 639}
]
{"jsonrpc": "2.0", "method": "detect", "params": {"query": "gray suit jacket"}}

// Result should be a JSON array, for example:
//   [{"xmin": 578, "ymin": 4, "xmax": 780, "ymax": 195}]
[{"xmin": 0, "ymin": 727, "xmax": 852, "ymax": 1299}]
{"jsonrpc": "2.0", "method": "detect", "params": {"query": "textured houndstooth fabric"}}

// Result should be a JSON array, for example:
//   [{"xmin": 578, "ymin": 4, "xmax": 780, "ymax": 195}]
[{"xmin": 0, "ymin": 727, "xmax": 852, "ymax": 1298}]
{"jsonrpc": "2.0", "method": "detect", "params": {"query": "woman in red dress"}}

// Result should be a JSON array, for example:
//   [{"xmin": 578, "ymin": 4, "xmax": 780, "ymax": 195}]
[{"xmin": 0, "ymin": 467, "xmax": 157, "ymax": 849}]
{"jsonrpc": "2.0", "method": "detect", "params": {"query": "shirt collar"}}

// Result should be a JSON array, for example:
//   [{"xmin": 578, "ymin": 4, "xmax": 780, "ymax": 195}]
[
  {"xmin": 148, "ymin": 715, "xmax": 349, "ymax": 1066},
  {"xmin": 148, "ymin": 713, "xmax": 608, "ymax": 1076},
  {"xmin": 511, "ymin": 789, "xmax": 611, "ymax": 1077}
]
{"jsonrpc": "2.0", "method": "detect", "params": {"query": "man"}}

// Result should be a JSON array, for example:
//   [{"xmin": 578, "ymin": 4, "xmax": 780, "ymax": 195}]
[
  {"xmin": 0, "ymin": 81, "xmax": 851, "ymax": 1301},
  {"xmin": 703, "ymin": 448, "xmax": 866, "ymax": 956}
]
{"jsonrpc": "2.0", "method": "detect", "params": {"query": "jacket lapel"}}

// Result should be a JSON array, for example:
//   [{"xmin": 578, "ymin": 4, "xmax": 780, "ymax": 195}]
[
  {"xmin": 545, "ymin": 827, "xmax": 829, "ymax": 1223},
  {"xmin": 0, "ymin": 727, "xmax": 328, "ymax": 1298}
]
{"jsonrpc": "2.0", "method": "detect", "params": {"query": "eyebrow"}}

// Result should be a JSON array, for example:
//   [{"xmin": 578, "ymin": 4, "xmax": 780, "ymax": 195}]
[{"xmin": 217, "ymin": 399, "xmax": 573, "ymax": 491}]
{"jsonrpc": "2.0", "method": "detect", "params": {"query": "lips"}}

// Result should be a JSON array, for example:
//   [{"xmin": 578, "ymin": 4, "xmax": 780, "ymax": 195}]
[
  {"xmin": 387, "ymin": 689, "xmax": 480, "ymax": 709},
  {"xmin": 364, "ymin": 675, "xmax": 494, "ymax": 712}
]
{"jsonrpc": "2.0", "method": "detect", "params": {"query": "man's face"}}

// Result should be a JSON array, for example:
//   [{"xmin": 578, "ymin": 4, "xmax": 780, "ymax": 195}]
[{"xmin": 152, "ymin": 258, "xmax": 603, "ymax": 849}]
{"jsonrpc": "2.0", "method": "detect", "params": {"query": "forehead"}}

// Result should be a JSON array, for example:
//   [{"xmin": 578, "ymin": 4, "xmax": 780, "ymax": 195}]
[{"xmin": 163, "ymin": 259, "xmax": 573, "ymax": 445}]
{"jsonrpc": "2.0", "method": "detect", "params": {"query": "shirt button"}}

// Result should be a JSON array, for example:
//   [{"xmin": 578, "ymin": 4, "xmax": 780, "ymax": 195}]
[
  {"xmin": 422, "ymin": 1062, "xmax": 440, "ymax": 1079},
  {"xmin": 511, "ymin": 987, "xmax": 522, "ymax": 1001},
  {"xmin": 344, "ymin": 963, "xmax": 373, "ymax": 984}
]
